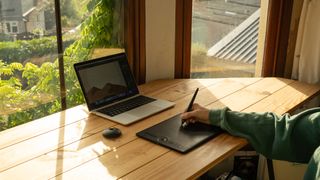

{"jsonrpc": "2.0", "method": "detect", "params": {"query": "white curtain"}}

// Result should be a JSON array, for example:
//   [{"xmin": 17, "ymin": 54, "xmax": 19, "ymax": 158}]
[{"xmin": 292, "ymin": 0, "xmax": 320, "ymax": 84}]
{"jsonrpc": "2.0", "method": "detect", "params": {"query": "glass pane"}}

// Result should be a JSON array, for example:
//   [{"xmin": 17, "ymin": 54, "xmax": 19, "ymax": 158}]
[
  {"xmin": 191, "ymin": 0, "xmax": 261, "ymax": 78},
  {"xmin": 0, "ymin": 0, "xmax": 59, "ymax": 130},
  {"xmin": 12, "ymin": 26, "xmax": 18, "ymax": 33},
  {"xmin": 0, "ymin": 0, "xmax": 125, "ymax": 131},
  {"xmin": 61, "ymin": 0, "xmax": 125, "ymax": 109}
]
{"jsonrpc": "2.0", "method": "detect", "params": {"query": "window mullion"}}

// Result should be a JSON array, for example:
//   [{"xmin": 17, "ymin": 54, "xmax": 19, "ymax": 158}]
[{"xmin": 54, "ymin": 0, "xmax": 66, "ymax": 110}]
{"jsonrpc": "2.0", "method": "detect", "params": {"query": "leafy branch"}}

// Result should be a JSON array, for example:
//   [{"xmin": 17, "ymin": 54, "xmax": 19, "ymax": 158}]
[{"xmin": 0, "ymin": 0, "xmax": 123, "ymax": 130}]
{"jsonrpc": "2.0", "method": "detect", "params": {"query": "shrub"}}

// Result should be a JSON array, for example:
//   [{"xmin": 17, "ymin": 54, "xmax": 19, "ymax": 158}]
[
  {"xmin": 0, "ymin": 0, "xmax": 123, "ymax": 131},
  {"xmin": 0, "ymin": 37, "xmax": 75, "ymax": 64},
  {"xmin": 0, "ymin": 33, "xmax": 13, "ymax": 42}
]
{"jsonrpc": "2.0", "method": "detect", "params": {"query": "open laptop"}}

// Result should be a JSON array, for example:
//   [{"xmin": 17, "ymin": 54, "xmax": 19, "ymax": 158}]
[
  {"xmin": 137, "ymin": 114, "xmax": 223, "ymax": 153},
  {"xmin": 74, "ymin": 52, "xmax": 175, "ymax": 125}
]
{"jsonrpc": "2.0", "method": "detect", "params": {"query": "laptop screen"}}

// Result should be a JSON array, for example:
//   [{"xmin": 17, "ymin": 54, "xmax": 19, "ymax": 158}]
[{"xmin": 74, "ymin": 53, "xmax": 139, "ymax": 111}]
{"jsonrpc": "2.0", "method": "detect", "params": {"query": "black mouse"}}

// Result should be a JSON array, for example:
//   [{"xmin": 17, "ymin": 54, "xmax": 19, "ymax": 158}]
[{"xmin": 102, "ymin": 127, "xmax": 122, "ymax": 138}]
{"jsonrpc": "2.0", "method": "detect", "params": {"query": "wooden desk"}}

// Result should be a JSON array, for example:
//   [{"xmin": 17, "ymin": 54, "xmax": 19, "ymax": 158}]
[{"xmin": 0, "ymin": 78, "xmax": 319, "ymax": 180}]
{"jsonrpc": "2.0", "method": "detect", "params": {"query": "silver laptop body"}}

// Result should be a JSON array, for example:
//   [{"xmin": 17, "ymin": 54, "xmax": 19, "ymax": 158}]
[{"xmin": 74, "ymin": 53, "xmax": 175, "ymax": 125}]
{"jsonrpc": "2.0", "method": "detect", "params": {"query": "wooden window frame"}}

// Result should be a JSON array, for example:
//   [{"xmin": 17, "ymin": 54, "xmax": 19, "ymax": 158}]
[
  {"xmin": 56, "ymin": 0, "xmax": 146, "ymax": 110},
  {"xmin": 175, "ymin": 0, "xmax": 294, "ymax": 78},
  {"xmin": 262, "ymin": 0, "xmax": 294, "ymax": 77},
  {"xmin": 175, "ymin": 0, "xmax": 192, "ymax": 78},
  {"xmin": 125, "ymin": 0, "xmax": 146, "ymax": 84}
]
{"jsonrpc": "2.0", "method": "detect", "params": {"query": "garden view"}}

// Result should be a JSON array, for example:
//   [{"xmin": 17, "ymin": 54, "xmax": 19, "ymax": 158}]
[{"xmin": 0, "ymin": 0, "xmax": 124, "ymax": 131}]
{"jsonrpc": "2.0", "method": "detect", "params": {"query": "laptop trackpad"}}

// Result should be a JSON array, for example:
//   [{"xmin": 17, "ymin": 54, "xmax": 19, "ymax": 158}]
[{"xmin": 112, "ymin": 102, "xmax": 163, "ymax": 124}]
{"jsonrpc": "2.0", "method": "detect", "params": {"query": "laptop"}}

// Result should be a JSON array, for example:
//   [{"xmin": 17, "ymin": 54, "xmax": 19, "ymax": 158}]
[
  {"xmin": 74, "ymin": 53, "xmax": 175, "ymax": 125},
  {"xmin": 137, "ymin": 114, "xmax": 223, "ymax": 153}
]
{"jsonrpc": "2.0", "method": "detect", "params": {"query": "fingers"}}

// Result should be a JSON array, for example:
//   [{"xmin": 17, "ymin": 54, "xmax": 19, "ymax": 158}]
[
  {"xmin": 192, "ymin": 103, "xmax": 200, "ymax": 109},
  {"xmin": 181, "ymin": 103, "xmax": 205, "ymax": 120},
  {"xmin": 181, "ymin": 111, "xmax": 197, "ymax": 125},
  {"xmin": 181, "ymin": 104, "xmax": 210, "ymax": 125},
  {"xmin": 181, "ymin": 111, "xmax": 194, "ymax": 120}
]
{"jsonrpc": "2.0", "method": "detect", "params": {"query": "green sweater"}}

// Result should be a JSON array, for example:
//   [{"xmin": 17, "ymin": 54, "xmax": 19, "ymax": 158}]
[{"xmin": 209, "ymin": 107, "xmax": 320, "ymax": 179}]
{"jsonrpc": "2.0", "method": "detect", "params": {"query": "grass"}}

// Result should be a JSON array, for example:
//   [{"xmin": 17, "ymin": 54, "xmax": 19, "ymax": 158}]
[{"xmin": 191, "ymin": 53, "xmax": 255, "ymax": 78}]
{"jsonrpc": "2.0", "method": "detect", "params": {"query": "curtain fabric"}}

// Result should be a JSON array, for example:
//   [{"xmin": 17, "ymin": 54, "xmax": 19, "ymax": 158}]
[{"xmin": 292, "ymin": 0, "xmax": 320, "ymax": 84}]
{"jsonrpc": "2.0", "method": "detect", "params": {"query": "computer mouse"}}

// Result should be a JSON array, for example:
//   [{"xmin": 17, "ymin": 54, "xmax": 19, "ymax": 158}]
[{"xmin": 102, "ymin": 127, "xmax": 122, "ymax": 139}]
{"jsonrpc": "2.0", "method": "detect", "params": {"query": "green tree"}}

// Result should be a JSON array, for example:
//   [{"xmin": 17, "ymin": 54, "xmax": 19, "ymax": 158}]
[
  {"xmin": 43, "ymin": 0, "xmax": 89, "ymax": 30},
  {"xmin": 0, "ymin": 0, "xmax": 123, "ymax": 131},
  {"xmin": 0, "ymin": 61, "xmax": 23, "ymax": 111},
  {"xmin": 64, "ymin": 0, "xmax": 123, "ymax": 107}
]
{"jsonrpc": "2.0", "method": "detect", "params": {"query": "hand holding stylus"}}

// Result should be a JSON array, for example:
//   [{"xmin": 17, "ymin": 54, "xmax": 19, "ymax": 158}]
[
  {"xmin": 181, "ymin": 88, "xmax": 199, "ymax": 128},
  {"xmin": 181, "ymin": 103, "xmax": 210, "ymax": 126}
]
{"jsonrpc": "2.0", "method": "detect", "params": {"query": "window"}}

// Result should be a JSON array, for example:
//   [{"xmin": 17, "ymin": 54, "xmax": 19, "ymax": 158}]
[
  {"xmin": 176, "ymin": 0, "xmax": 295, "ymax": 79},
  {"xmin": 190, "ymin": 0, "xmax": 261, "ymax": 78},
  {"xmin": 5, "ymin": 21, "xmax": 19, "ymax": 33},
  {"xmin": 0, "ymin": 0, "xmax": 145, "ymax": 131},
  {"xmin": 12, "ymin": 22, "xmax": 18, "ymax": 33},
  {"xmin": 5, "ymin": 23, "xmax": 10, "ymax": 32}
]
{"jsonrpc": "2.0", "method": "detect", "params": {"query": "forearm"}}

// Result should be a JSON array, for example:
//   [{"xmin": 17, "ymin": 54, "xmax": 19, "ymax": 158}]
[{"xmin": 209, "ymin": 107, "xmax": 320, "ymax": 163}]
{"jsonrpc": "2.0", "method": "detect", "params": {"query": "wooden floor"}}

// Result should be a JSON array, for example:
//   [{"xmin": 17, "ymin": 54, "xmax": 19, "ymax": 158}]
[{"xmin": 0, "ymin": 78, "xmax": 319, "ymax": 179}]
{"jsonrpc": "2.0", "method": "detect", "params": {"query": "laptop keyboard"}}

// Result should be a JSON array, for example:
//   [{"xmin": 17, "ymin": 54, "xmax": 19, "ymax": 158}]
[{"xmin": 97, "ymin": 96, "xmax": 156, "ymax": 117}]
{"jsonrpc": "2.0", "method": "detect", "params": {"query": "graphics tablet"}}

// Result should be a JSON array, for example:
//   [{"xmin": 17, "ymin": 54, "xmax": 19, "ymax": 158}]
[{"xmin": 136, "ymin": 114, "xmax": 223, "ymax": 153}]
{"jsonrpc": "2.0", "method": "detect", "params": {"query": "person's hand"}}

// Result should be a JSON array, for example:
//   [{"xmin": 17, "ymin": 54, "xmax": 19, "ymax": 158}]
[{"xmin": 181, "ymin": 103, "xmax": 210, "ymax": 125}]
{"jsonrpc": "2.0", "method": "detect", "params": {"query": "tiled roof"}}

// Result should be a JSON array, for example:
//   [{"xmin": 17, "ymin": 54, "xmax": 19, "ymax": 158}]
[{"xmin": 207, "ymin": 9, "xmax": 260, "ymax": 64}]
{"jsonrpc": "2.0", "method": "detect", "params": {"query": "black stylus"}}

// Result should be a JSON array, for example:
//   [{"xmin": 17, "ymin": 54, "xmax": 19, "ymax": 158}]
[{"xmin": 182, "ymin": 88, "xmax": 199, "ymax": 127}]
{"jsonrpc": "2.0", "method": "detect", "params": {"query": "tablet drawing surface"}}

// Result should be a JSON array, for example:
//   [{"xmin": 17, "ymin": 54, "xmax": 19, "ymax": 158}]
[{"xmin": 136, "ymin": 114, "xmax": 223, "ymax": 153}]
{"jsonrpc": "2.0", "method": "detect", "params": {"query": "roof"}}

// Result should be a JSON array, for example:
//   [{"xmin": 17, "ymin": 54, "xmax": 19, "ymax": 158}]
[
  {"xmin": 23, "ymin": 7, "xmax": 37, "ymax": 17},
  {"xmin": 207, "ymin": 9, "xmax": 260, "ymax": 64}
]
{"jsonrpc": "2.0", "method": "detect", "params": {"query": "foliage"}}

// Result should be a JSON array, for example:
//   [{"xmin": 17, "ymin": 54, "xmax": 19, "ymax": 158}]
[
  {"xmin": 0, "ymin": 33, "xmax": 13, "ymax": 42},
  {"xmin": 0, "ymin": 37, "xmax": 75, "ymax": 63},
  {"xmin": 4, "ymin": 102, "xmax": 56, "ymax": 131},
  {"xmin": 0, "ymin": 60, "xmax": 57, "ymax": 116},
  {"xmin": 0, "ymin": 0, "xmax": 124, "ymax": 131},
  {"xmin": 64, "ymin": 0, "xmax": 123, "ymax": 107},
  {"xmin": 44, "ymin": 0, "xmax": 89, "ymax": 30}
]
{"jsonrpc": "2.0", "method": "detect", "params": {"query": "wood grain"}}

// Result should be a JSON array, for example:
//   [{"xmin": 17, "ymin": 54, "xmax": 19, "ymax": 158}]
[
  {"xmin": 0, "ymin": 78, "xmax": 257, "ymax": 179},
  {"xmin": 0, "ymin": 78, "xmax": 319, "ymax": 180}
]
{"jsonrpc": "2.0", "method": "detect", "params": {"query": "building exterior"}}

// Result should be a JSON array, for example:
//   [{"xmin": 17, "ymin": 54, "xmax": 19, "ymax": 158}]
[{"xmin": 0, "ymin": 0, "xmax": 45, "ymax": 39}]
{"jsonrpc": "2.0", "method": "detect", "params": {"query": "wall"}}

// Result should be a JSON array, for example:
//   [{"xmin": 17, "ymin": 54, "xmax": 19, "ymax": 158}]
[
  {"xmin": 1, "ymin": 0, "xmax": 22, "ymax": 21},
  {"xmin": 273, "ymin": 160, "xmax": 307, "ymax": 180},
  {"xmin": 145, "ymin": 0, "xmax": 176, "ymax": 82},
  {"xmin": 26, "ymin": 10, "xmax": 46, "ymax": 34},
  {"xmin": 21, "ymin": 0, "xmax": 34, "ymax": 14}
]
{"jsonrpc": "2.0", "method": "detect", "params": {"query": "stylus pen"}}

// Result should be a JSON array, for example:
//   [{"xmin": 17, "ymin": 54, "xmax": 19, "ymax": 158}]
[{"xmin": 182, "ymin": 88, "xmax": 199, "ymax": 127}]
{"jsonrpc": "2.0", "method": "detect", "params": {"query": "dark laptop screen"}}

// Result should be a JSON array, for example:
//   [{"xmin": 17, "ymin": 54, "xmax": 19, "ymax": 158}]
[{"xmin": 74, "ymin": 53, "xmax": 139, "ymax": 111}]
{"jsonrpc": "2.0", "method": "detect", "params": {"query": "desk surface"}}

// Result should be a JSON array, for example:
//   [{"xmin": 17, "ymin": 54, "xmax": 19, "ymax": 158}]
[{"xmin": 0, "ymin": 78, "xmax": 319, "ymax": 180}]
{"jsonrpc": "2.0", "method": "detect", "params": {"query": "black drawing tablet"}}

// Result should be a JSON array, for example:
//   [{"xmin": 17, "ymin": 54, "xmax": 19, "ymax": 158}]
[{"xmin": 136, "ymin": 114, "xmax": 223, "ymax": 153}]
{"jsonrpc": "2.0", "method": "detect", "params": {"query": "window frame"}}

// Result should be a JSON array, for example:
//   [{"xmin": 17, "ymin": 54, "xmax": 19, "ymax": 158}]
[
  {"xmin": 175, "ymin": 0, "xmax": 295, "ymax": 78},
  {"xmin": 0, "ymin": 0, "xmax": 146, "ymax": 130},
  {"xmin": 262, "ymin": 0, "xmax": 294, "ymax": 77},
  {"xmin": 124, "ymin": 0, "xmax": 146, "ymax": 85},
  {"xmin": 54, "ymin": 0, "xmax": 146, "ymax": 110},
  {"xmin": 5, "ymin": 21, "xmax": 19, "ymax": 33},
  {"xmin": 175, "ymin": 0, "xmax": 192, "ymax": 78}
]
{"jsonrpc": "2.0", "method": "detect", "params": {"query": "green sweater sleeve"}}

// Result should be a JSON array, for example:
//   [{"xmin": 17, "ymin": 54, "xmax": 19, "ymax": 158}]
[{"xmin": 209, "ymin": 107, "xmax": 320, "ymax": 163}]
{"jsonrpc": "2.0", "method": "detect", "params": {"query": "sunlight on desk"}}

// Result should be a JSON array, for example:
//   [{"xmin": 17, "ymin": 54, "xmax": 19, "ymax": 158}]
[
  {"xmin": 0, "ymin": 78, "xmax": 319, "ymax": 179},
  {"xmin": 57, "ymin": 158, "xmax": 118, "ymax": 180}
]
